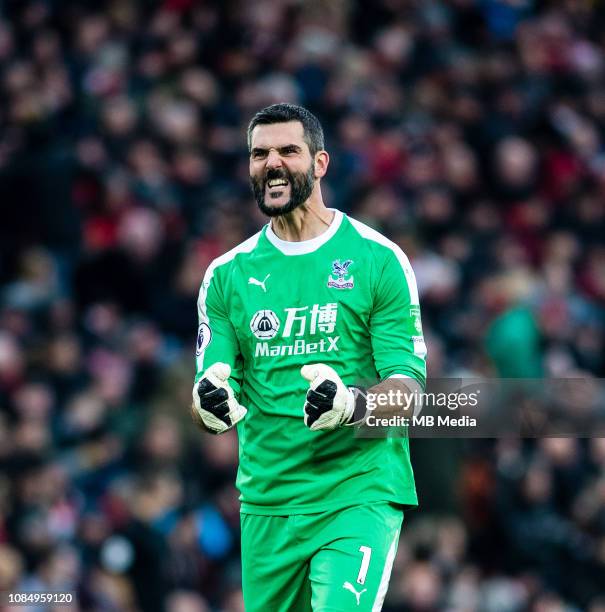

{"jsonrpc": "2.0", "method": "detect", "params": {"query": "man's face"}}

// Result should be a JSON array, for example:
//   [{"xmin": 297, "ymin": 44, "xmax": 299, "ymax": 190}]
[{"xmin": 249, "ymin": 121, "xmax": 316, "ymax": 217}]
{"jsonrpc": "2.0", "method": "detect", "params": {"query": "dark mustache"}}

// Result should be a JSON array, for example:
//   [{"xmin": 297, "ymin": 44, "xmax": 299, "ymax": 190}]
[{"xmin": 265, "ymin": 169, "xmax": 290, "ymax": 182}]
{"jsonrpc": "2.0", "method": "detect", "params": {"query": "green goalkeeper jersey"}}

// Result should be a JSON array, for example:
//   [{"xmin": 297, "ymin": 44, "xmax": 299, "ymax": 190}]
[{"xmin": 195, "ymin": 210, "xmax": 427, "ymax": 515}]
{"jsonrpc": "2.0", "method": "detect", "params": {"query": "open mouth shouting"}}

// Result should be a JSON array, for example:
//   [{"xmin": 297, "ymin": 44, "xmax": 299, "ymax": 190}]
[
  {"xmin": 265, "ymin": 174, "xmax": 290, "ymax": 200},
  {"xmin": 251, "ymin": 163, "xmax": 315, "ymax": 217}
]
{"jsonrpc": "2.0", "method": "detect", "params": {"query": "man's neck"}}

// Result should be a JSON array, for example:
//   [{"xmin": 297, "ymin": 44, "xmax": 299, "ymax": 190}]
[{"xmin": 270, "ymin": 202, "xmax": 335, "ymax": 242}]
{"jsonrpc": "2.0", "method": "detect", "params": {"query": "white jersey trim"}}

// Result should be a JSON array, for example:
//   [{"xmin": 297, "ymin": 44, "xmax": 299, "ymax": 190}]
[
  {"xmin": 265, "ymin": 209, "xmax": 343, "ymax": 255},
  {"xmin": 347, "ymin": 216, "xmax": 420, "ymax": 305}
]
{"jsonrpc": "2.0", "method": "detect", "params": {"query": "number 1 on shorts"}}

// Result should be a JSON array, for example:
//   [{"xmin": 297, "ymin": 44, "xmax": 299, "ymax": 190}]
[{"xmin": 357, "ymin": 545, "xmax": 372, "ymax": 584}]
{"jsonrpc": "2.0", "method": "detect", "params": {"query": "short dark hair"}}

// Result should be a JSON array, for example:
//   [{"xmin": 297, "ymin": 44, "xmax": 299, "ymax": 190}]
[{"xmin": 247, "ymin": 103, "xmax": 325, "ymax": 156}]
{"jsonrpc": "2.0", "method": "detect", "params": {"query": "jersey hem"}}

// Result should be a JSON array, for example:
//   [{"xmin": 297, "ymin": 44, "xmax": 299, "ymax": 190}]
[{"xmin": 239, "ymin": 490, "xmax": 419, "ymax": 516}]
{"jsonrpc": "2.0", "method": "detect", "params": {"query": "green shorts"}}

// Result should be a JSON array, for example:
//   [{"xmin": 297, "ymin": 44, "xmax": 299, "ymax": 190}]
[{"xmin": 240, "ymin": 502, "xmax": 403, "ymax": 612}]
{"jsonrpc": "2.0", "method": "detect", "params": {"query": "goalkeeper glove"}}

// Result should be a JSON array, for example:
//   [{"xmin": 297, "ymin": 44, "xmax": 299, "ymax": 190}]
[
  {"xmin": 301, "ymin": 363, "xmax": 364, "ymax": 430},
  {"xmin": 192, "ymin": 362, "xmax": 247, "ymax": 434}
]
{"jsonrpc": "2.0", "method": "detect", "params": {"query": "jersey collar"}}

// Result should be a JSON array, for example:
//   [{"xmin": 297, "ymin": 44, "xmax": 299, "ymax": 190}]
[{"xmin": 265, "ymin": 209, "xmax": 343, "ymax": 256}]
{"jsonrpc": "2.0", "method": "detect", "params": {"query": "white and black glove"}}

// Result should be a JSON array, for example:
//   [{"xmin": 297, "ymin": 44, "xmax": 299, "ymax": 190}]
[
  {"xmin": 301, "ymin": 364, "xmax": 365, "ymax": 430},
  {"xmin": 192, "ymin": 363, "xmax": 247, "ymax": 434}
]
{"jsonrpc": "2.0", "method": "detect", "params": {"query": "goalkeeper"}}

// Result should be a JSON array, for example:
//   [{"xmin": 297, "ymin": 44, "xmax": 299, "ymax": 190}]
[{"xmin": 192, "ymin": 104, "xmax": 427, "ymax": 611}]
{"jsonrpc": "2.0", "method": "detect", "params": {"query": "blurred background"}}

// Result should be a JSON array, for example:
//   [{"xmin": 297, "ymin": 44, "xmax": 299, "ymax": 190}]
[{"xmin": 0, "ymin": 0, "xmax": 604, "ymax": 610}]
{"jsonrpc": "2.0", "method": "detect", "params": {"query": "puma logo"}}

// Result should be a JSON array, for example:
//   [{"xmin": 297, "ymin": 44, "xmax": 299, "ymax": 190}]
[
  {"xmin": 343, "ymin": 582, "xmax": 367, "ymax": 606},
  {"xmin": 248, "ymin": 273, "xmax": 270, "ymax": 293}
]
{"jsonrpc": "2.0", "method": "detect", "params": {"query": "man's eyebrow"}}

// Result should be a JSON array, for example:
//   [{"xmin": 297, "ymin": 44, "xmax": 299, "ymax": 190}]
[{"xmin": 251, "ymin": 144, "xmax": 302, "ymax": 154}]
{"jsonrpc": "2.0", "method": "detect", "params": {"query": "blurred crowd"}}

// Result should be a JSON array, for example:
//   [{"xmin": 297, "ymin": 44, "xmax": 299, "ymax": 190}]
[{"xmin": 0, "ymin": 0, "xmax": 604, "ymax": 610}]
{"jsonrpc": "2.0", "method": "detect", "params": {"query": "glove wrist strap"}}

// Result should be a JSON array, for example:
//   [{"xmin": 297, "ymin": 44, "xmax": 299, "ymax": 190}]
[{"xmin": 344, "ymin": 386, "xmax": 367, "ymax": 426}]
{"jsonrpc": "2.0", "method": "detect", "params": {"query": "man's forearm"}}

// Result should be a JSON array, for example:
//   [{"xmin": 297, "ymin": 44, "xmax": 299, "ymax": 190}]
[{"xmin": 353, "ymin": 377, "xmax": 423, "ymax": 422}]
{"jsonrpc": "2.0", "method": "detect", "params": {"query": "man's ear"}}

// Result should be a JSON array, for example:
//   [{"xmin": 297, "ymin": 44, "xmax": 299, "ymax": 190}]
[{"xmin": 314, "ymin": 150, "xmax": 329, "ymax": 178}]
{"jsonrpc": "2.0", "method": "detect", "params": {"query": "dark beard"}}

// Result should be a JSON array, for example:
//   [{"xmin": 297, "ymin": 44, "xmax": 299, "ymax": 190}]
[{"xmin": 251, "ymin": 165, "xmax": 315, "ymax": 217}]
